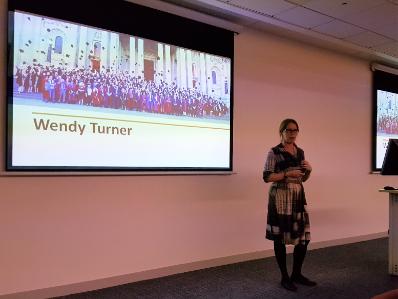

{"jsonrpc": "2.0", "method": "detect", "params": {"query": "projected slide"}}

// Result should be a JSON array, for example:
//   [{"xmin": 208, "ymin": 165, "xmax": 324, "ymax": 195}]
[
  {"xmin": 376, "ymin": 89, "xmax": 398, "ymax": 169},
  {"xmin": 10, "ymin": 11, "xmax": 232, "ymax": 169}
]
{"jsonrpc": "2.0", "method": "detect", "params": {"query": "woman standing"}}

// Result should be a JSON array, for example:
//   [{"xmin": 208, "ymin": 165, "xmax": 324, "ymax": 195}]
[{"xmin": 263, "ymin": 119, "xmax": 316, "ymax": 291}]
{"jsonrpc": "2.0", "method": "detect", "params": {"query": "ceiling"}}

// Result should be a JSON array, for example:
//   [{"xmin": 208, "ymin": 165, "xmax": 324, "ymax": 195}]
[{"xmin": 127, "ymin": 0, "xmax": 398, "ymax": 68}]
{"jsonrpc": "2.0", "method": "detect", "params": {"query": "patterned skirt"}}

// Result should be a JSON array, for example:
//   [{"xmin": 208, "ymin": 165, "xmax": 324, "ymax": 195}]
[{"xmin": 266, "ymin": 182, "xmax": 311, "ymax": 245}]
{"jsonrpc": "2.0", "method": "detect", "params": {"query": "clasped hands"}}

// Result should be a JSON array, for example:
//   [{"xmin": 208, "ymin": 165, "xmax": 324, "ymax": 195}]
[{"xmin": 285, "ymin": 160, "xmax": 312, "ymax": 178}]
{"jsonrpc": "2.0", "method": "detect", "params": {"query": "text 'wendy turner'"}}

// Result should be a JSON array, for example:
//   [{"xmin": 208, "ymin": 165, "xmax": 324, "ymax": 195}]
[{"xmin": 33, "ymin": 118, "xmax": 133, "ymax": 136}]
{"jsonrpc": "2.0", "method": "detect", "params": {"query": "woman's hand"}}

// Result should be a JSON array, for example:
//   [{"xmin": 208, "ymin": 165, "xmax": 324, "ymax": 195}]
[
  {"xmin": 301, "ymin": 160, "xmax": 312, "ymax": 172},
  {"xmin": 286, "ymin": 169, "xmax": 304, "ymax": 178}
]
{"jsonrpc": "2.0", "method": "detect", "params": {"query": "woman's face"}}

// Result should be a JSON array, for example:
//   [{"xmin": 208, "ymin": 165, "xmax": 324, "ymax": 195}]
[{"xmin": 282, "ymin": 122, "xmax": 299, "ymax": 144}]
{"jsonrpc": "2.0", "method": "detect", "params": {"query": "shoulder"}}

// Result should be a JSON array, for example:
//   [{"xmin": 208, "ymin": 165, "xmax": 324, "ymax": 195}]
[{"xmin": 265, "ymin": 147, "xmax": 277, "ymax": 161}]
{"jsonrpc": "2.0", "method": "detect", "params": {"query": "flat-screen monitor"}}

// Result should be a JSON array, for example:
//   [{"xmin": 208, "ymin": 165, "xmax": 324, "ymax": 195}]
[
  {"xmin": 381, "ymin": 139, "xmax": 398, "ymax": 175},
  {"xmin": 373, "ymin": 69, "xmax": 398, "ymax": 171},
  {"xmin": 6, "ymin": 0, "xmax": 234, "ymax": 173}
]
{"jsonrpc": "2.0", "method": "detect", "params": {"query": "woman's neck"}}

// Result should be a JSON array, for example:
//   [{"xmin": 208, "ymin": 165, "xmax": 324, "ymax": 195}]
[
  {"xmin": 282, "ymin": 142, "xmax": 295, "ymax": 147},
  {"xmin": 282, "ymin": 142, "xmax": 297, "ymax": 155}
]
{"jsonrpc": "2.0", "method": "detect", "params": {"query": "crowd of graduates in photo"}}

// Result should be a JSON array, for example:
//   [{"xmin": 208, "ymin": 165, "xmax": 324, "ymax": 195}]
[
  {"xmin": 378, "ymin": 115, "xmax": 398, "ymax": 135},
  {"xmin": 378, "ymin": 100, "xmax": 398, "ymax": 135},
  {"xmin": 14, "ymin": 64, "xmax": 230, "ymax": 119}
]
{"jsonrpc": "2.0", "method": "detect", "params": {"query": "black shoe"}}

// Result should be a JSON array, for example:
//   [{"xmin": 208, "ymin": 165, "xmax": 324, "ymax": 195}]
[
  {"xmin": 291, "ymin": 274, "xmax": 317, "ymax": 286},
  {"xmin": 281, "ymin": 278, "xmax": 297, "ymax": 292}
]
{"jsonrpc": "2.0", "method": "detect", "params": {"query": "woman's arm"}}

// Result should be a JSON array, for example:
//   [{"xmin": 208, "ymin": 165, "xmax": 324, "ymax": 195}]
[
  {"xmin": 264, "ymin": 169, "xmax": 305, "ymax": 183},
  {"xmin": 301, "ymin": 160, "xmax": 312, "ymax": 182},
  {"xmin": 265, "ymin": 171, "xmax": 286, "ymax": 183}
]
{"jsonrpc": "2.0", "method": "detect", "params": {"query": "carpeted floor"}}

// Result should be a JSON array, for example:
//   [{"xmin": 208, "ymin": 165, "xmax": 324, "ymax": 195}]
[{"xmin": 55, "ymin": 238, "xmax": 398, "ymax": 299}]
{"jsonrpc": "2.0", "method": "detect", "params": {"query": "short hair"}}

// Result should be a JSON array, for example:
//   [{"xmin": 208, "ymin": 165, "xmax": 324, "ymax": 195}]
[{"xmin": 279, "ymin": 118, "xmax": 299, "ymax": 136}]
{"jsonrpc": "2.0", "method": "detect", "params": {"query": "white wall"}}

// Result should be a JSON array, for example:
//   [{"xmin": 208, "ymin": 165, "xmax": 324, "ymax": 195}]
[{"xmin": 0, "ymin": 0, "xmax": 395, "ymax": 297}]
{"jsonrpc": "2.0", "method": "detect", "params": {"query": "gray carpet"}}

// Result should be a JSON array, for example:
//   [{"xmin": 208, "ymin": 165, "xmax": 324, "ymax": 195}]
[{"xmin": 55, "ymin": 238, "xmax": 398, "ymax": 299}]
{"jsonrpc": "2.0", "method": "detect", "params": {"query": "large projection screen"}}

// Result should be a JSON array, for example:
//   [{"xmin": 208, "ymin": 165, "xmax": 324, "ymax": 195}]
[
  {"xmin": 373, "ymin": 68, "xmax": 398, "ymax": 171},
  {"xmin": 6, "ymin": 0, "xmax": 234, "ymax": 173}
]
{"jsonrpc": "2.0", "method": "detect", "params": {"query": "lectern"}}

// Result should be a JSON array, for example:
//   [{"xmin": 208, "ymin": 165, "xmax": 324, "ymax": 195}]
[{"xmin": 380, "ymin": 189, "xmax": 398, "ymax": 275}]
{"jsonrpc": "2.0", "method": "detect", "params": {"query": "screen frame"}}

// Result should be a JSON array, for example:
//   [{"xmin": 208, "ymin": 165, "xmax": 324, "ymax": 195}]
[
  {"xmin": 372, "ymin": 68, "xmax": 398, "ymax": 172},
  {"xmin": 6, "ymin": 0, "xmax": 235, "ymax": 174}
]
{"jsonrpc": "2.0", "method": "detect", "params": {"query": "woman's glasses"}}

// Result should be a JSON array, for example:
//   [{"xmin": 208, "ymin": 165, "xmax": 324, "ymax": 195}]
[{"xmin": 284, "ymin": 129, "xmax": 299, "ymax": 133}]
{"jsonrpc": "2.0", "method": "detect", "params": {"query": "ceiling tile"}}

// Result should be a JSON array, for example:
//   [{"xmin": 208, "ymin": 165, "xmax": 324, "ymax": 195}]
[
  {"xmin": 313, "ymin": 19, "xmax": 365, "ymax": 39},
  {"xmin": 344, "ymin": 31, "xmax": 394, "ymax": 48},
  {"xmin": 274, "ymin": 6, "xmax": 334, "ymax": 29},
  {"xmin": 302, "ymin": 0, "xmax": 386, "ymax": 18},
  {"xmin": 228, "ymin": 0, "xmax": 296, "ymax": 16},
  {"xmin": 338, "ymin": 2, "xmax": 398, "ymax": 32},
  {"xmin": 372, "ymin": 20, "xmax": 398, "ymax": 40},
  {"xmin": 158, "ymin": 0, "xmax": 398, "ymax": 64},
  {"xmin": 285, "ymin": 0, "xmax": 313, "ymax": 4}
]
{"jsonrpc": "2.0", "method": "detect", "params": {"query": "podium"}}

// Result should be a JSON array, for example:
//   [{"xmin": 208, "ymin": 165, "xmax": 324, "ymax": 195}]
[{"xmin": 380, "ymin": 189, "xmax": 398, "ymax": 276}]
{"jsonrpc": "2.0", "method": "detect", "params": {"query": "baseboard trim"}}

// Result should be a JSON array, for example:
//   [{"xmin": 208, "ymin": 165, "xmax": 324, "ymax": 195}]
[
  {"xmin": 308, "ymin": 231, "xmax": 388, "ymax": 251},
  {"xmin": 1, "ymin": 231, "xmax": 388, "ymax": 299}
]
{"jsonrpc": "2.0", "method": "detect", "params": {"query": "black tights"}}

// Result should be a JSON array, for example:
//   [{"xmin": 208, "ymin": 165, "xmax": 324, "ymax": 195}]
[{"xmin": 273, "ymin": 239, "xmax": 310, "ymax": 280}]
